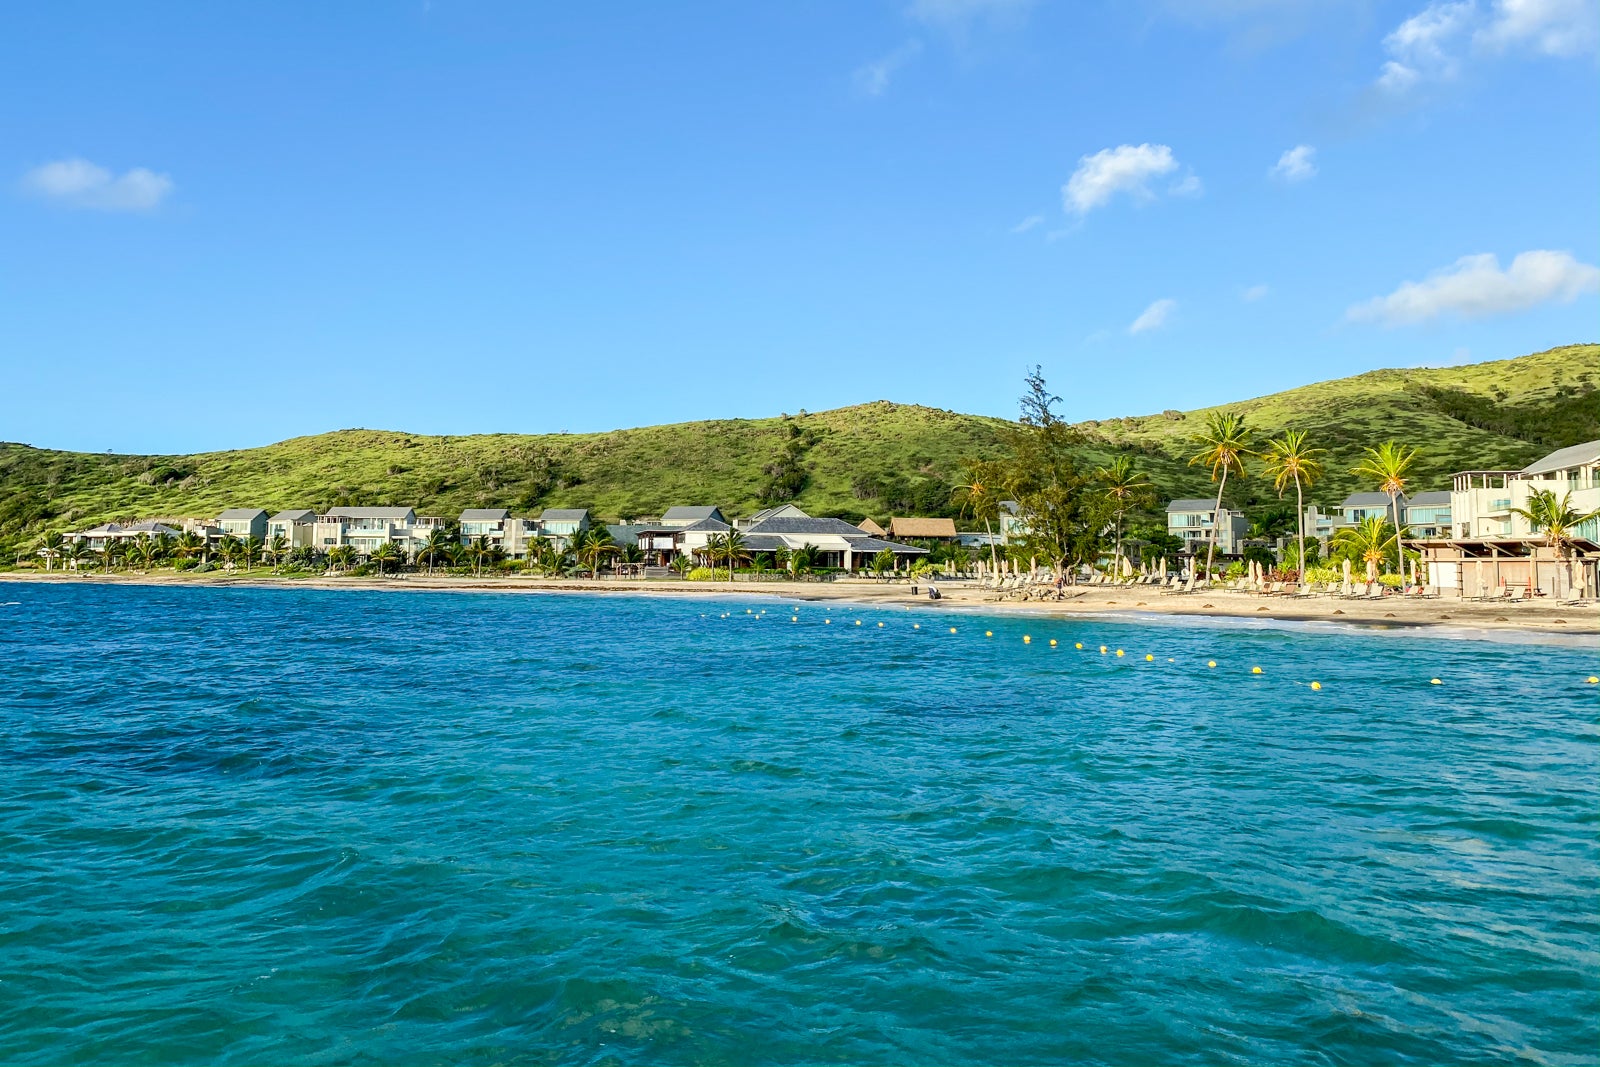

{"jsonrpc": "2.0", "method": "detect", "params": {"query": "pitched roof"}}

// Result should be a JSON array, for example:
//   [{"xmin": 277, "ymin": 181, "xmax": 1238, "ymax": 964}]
[
  {"xmin": 740, "ymin": 533, "xmax": 789, "ymax": 552},
  {"xmin": 1167, "ymin": 499, "xmax": 1219, "ymax": 512},
  {"xmin": 459, "ymin": 508, "xmax": 510, "ymax": 521},
  {"xmin": 857, "ymin": 518, "xmax": 886, "ymax": 536},
  {"xmin": 1405, "ymin": 491, "xmax": 1451, "ymax": 507},
  {"xmin": 217, "ymin": 508, "xmax": 267, "ymax": 520},
  {"xmin": 744, "ymin": 504, "xmax": 808, "ymax": 524},
  {"xmin": 747, "ymin": 515, "xmax": 871, "ymax": 537},
  {"xmin": 1340, "ymin": 492, "xmax": 1399, "ymax": 507},
  {"xmin": 325, "ymin": 506, "xmax": 416, "ymax": 520},
  {"xmin": 123, "ymin": 520, "xmax": 180, "ymax": 535},
  {"xmin": 680, "ymin": 516, "xmax": 732, "ymax": 533},
  {"xmin": 889, "ymin": 517, "xmax": 958, "ymax": 538},
  {"xmin": 269, "ymin": 510, "xmax": 316, "ymax": 523},
  {"xmin": 605, "ymin": 523, "xmax": 646, "ymax": 546},
  {"xmin": 851, "ymin": 536, "xmax": 928, "ymax": 555},
  {"xmin": 661, "ymin": 505, "xmax": 724, "ymax": 524},
  {"xmin": 540, "ymin": 508, "xmax": 590, "ymax": 522},
  {"xmin": 1521, "ymin": 440, "xmax": 1600, "ymax": 476}
]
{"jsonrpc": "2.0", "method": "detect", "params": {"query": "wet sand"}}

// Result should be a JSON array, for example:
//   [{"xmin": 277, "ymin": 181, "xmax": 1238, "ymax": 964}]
[{"xmin": 5, "ymin": 570, "xmax": 1597, "ymax": 639}]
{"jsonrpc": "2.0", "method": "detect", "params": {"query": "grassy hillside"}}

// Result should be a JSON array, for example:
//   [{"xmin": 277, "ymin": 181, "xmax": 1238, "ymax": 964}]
[{"xmin": 1, "ymin": 343, "xmax": 1594, "ymax": 554}]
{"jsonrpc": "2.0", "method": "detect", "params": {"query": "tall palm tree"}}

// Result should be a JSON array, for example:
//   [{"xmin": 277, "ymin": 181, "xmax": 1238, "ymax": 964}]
[
  {"xmin": 1188, "ymin": 410, "xmax": 1253, "ymax": 579},
  {"xmin": 37, "ymin": 531, "xmax": 65, "ymax": 571},
  {"xmin": 1263, "ymin": 429, "xmax": 1326, "ymax": 581},
  {"xmin": 574, "ymin": 528, "xmax": 618, "ymax": 579},
  {"xmin": 418, "ymin": 529, "xmax": 453, "ymax": 575},
  {"xmin": 173, "ymin": 531, "xmax": 206, "ymax": 567},
  {"xmin": 128, "ymin": 534, "xmax": 159, "ymax": 572},
  {"xmin": 240, "ymin": 536, "xmax": 263, "ymax": 571},
  {"xmin": 328, "ymin": 544, "xmax": 355, "ymax": 572},
  {"xmin": 66, "ymin": 540, "xmax": 93, "ymax": 572},
  {"xmin": 98, "ymin": 538, "xmax": 120, "ymax": 574},
  {"xmin": 707, "ymin": 530, "xmax": 749, "ymax": 582},
  {"xmin": 1094, "ymin": 455, "xmax": 1154, "ymax": 577},
  {"xmin": 1331, "ymin": 515, "xmax": 1397, "ymax": 580},
  {"xmin": 216, "ymin": 534, "xmax": 242, "ymax": 570},
  {"xmin": 953, "ymin": 463, "xmax": 1005, "ymax": 574},
  {"xmin": 1352, "ymin": 441, "xmax": 1417, "ymax": 591},
  {"xmin": 872, "ymin": 547, "xmax": 895, "ymax": 577},
  {"xmin": 468, "ymin": 535, "xmax": 495, "ymax": 577},
  {"xmin": 265, "ymin": 534, "xmax": 289, "ymax": 573},
  {"xmin": 1510, "ymin": 488, "xmax": 1600, "ymax": 596},
  {"xmin": 369, "ymin": 541, "xmax": 402, "ymax": 577}
]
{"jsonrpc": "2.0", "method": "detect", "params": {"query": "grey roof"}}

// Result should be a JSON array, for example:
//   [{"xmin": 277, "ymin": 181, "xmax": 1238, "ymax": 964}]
[
  {"xmin": 661, "ymin": 505, "xmax": 724, "ymax": 524},
  {"xmin": 680, "ymin": 516, "xmax": 732, "ymax": 533},
  {"xmin": 1166, "ymin": 499, "xmax": 1219, "ymax": 512},
  {"xmin": 1340, "ymin": 492, "xmax": 1401, "ymax": 508},
  {"xmin": 269, "ymin": 510, "xmax": 316, "ymax": 523},
  {"xmin": 1405, "ymin": 491, "xmax": 1451, "ymax": 508},
  {"xmin": 999, "ymin": 500, "xmax": 1021, "ymax": 515},
  {"xmin": 217, "ymin": 508, "xmax": 267, "ymax": 520},
  {"xmin": 123, "ymin": 520, "xmax": 180, "ymax": 535},
  {"xmin": 540, "ymin": 508, "xmax": 590, "ymax": 522},
  {"xmin": 1521, "ymin": 440, "xmax": 1600, "ymax": 476},
  {"xmin": 606, "ymin": 523, "xmax": 647, "ymax": 546},
  {"xmin": 744, "ymin": 504, "xmax": 808, "ymax": 524},
  {"xmin": 747, "ymin": 516, "xmax": 873, "ymax": 537},
  {"xmin": 325, "ymin": 506, "xmax": 416, "ymax": 520},
  {"xmin": 459, "ymin": 508, "xmax": 510, "ymax": 521},
  {"xmin": 740, "ymin": 533, "xmax": 789, "ymax": 553},
  {"xmin": 850, "ymin": 536, "xmax": 928, "ymax": 555}
]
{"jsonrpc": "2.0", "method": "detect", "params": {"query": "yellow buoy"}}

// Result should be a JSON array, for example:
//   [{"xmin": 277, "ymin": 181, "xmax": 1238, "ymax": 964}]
[
  {"xmin": 855, "ymin": 620, "xmax": 862, "ymax": 626},
  {"xmin": 1049, "ymin": 638, "xmax": 1058, "ymax": 647},
  {"xmin": 949, "ymin": 627, "xmax": 958, "ymax": 634},
  {"xmin": 1251, "ymin": 666, "xmax": 1262, "ymax": 674},
  {"xmin": 878, "ymin": 621, "xmax": 885, "ymax": 628},
  {"xmin": 913, "ymin": 623, "xmax": 920, "ymax": 629},
  {"xmin": 746, "ymin": 609, "xmax": 752, "ymax": 614},
  {"xmin": 1207, "ymin": 660, "xmax": 1216, "ymax": 668},
  {"xmin": 985, "ymin": 630, "xmax": 993, "ymax": 637},
  {"xmin": 1430, "ymin": 678, "xmax": 1442, "ymax": 685},
  {"xmin": 1115, "ymin": 649, "xmax": 1124, "ymax": 658},
  {"xmin": 1588, "ymin": 676, "xmax": 1598, "ymax": 684},
  {"xmin": 1144, "ymin": 653, "xmax": 1154, "ymax": 661},
  {"xmin": 1100, "ymin": 645, "xmax": 1108, "ymax": 654},
  {"xmin": 1023, "ymin": 635, "xmax": 1032, "ymax": 644},
  {"xmin": 1074, "ymin": 642, "xmax": 1083, "ymax": 650},
  {"xmin": 824, "ymin": 619, "xmax": 831, "ymax": 624},
  {"xmin": 1310, "ymin": 681, "xmax": 1322, "ymax": 690}
]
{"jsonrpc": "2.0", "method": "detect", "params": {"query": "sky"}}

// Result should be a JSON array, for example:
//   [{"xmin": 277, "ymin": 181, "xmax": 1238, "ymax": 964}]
[{"xmin": 2, "ymin": 0, "xmax": 1597, "ymax": 454}]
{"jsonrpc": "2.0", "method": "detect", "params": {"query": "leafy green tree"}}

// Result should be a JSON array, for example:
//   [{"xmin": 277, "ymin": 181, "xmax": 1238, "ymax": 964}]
[
  {"xmin": 37, "ymin": 531, "xmax": 64, "ymax": 571},
  {"xmin": 704, "ymin": 530, "xmax": 749, "ymax": 581},
  {"xmin": 127, "ymin": 533, "xmax": 161, "ymax": 571},
  {"xmin": 574, "ymin": 527, "xmax": 618, "ymax": 579},
  {"xmin": 1263, "ymin": 429, "xmax": 1325, "ymax": 579},
  {"xmin": 67, "ymin": 540, "xmax": 93, "ymax": 571},
  {"xmin": 787, "ymin": 543, "xmax": 820, "ymax": 577},
  {"xmin": 98, "ymin": 537, "xmax": 120, "ymax": 573},
  {"xmin": 669, "ymin": 553, "xmax": 695, "ymax": 577},
  {"xmin": 328, "ymin": 544, "xmax": 356, "ymax": 572},
  {"xmin": 1094, "ymin": 455, "xmax": 1155, "ymax": 576},
  {"xmin": 174, "ymin": 531, "xmax": 207, "ymax": 566},
  {"xmin": 418, "ymin": 529, "xmax": 453, "ymax": 574},
  {"xmin": 240, "ymin": 536, "xmax": 263, "ymax": 571},
  {"xmin": 953, "ymin": 462, "xmax": 1006, "ymax": 573},
  {"xmin": 1188, "ymin": 410, "xmax": 1252, "ymax": 579},
  {"xmin": 1351, "ymin": 441, "xmax": 1417, "ymax": 582},
  {"xmin": 1510, "ymin": 488, "xmax": 1600, "ymax": 596},
  {"xmin": 872, "ymin": 547, "xmax": 895, "ymax": 577},
  {"xmin": 265, "ymin": 534, "xmax": 290, "ymax": 573},
  {"xmin": 216, "ymin": 534, "xmax": 242, "ymax": 569}
]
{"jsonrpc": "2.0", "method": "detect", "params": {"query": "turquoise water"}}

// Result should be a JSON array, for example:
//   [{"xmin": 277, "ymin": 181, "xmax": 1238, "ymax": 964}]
[{"xmin": 1, "ymin": 583, "xmax": 1596, "ymax": 1065}]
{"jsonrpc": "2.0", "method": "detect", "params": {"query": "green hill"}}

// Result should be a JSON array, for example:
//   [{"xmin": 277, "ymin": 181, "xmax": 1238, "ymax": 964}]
[{"xmin": 1, "ymin": 343, "xmax": 1595, "ymax": 555}]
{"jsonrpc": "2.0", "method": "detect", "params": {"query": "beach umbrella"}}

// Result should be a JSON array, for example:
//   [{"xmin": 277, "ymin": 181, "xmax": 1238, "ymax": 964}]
[{"xmin": 1341, "ymin": 558, "xmax": 1352, "ymax": 595}]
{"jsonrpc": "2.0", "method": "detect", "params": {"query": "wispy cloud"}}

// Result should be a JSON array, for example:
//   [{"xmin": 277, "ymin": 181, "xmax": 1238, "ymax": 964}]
[
  {"xmin": 20, "ymin": 158, "xmax": 174, "ymax": 212},
  {"xmin": 1242, "ymin": 283, "xmax": 1270, "ymax": 302},
  {"xmin": 1129, "ymin": 298, "xmax": 1178, "ymax": 334},
  {"xmin": 854, "ymin": 40, "xmax": 924, "ymax": 96},
  {"xmin": 1270, "ymin": 144, "xmax": 1317, "ymax": 182},
  {"xmin": 1010, "ymin": 213, "xmax": 1045, "ymax": 234},
  {"xmin": 1063, "ymin": 143, "xmax": 1187, "ymax": 214},
  {"xmin": 1347, "ymin": 250, "xmax": 1600, "ymax": 325},
  {"xmin": 1375, "ymin": 0, "xmax": 1597, "ymax": 94},
  {"xmin": 1169, "ymin": 173, "xmax": 1204, "ymax": 197}
]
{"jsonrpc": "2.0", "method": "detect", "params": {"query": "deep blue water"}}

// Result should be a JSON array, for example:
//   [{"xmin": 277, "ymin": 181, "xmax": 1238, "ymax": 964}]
[{"xmin": 0, "ymin": 582, "xmax": 1596, "ymax": 1065}]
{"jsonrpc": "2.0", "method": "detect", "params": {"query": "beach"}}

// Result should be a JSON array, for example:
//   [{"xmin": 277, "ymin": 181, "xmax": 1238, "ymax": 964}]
[{"xmin": 5, "ymin": 570, "xmax": 1596, "ymax": 638}]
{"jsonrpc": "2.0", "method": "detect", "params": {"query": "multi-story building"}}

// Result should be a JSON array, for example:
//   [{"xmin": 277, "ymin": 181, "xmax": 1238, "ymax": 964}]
[
  {"xmin": 539, "ymin": 508, "xmax": 591, "ymax": 548},
  {"xmin": 1403, "ymin": 492, "xmax": 1452, "ymax": 539},
  {"xmin": 217, "ymin": 508, "xmax": 268, "ymax": 541},
  {"xmin": 313, "ymin": 507, "xmax": 445, "ymax": 556},
  {"xmin": 1166, "ymin": 499, "xmax": 1248, "ymax": 556},
  {"xmin": 267, "ymin": 510, "xmax": 317, "ymax": 549},
  {"xmin": 458, "ymin": 508, "xmax": 540, "ymax": 557},
  {"xmin": 1340, "ymin": 492, "xmax": 1403, "ymax": 526},
  {"xmin": 1450, "ymin": 441, "xmax": 1599, "ymax": 540}
]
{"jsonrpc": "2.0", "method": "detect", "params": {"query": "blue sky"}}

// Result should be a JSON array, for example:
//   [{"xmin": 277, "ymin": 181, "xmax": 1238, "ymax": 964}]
[{"xmin": 2, "ymin": 1, "xmax": 1596, "ymax": 454}]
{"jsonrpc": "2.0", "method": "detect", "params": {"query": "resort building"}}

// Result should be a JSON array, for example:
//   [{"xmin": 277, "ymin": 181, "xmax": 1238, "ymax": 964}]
[
  {"xmin": 735, "ymin": 503, "xmax": 807, "ymax": 531},
  {"xmin": 539, "ymin": 508, "xmax": 590, "ymax": 548},
  {"xmin": 856, "ymin": 518, "xmax": 887, "ymax": 537},
  {"xmin": 217, "ymin": 508, "xmax": 268, "ymax": 541},
  {"xmin": 1403, "ymin": 492, "xmax": 1452, "ymax": 539},
  {"xmin": 313, "ymin": 507, "xmax": 445, "ymax": 555},
  {"xmin": 1450, "ymin": 441, "xmax": 1600, "ymax": 540},
  {"xmin": 69, "ymin": 520, "xmax": 182, "ymax": 549},
  {"xmin": 1299, "ymin": 505, "xmax": 1342, "ymax": 546},
  {"xmin": 741, "ymin": 508, "xmax": 927, "ymax": 570},
  {"xmin": 1340, "ymin": 492, "xmax": 1404, "ymax": 525},
  {"xmin": 1166, "ymin": 499, "xmax": 1248, "ymax": 556},
  {"xmin": 888, "ymin": 517, "xmax": 958, "ymax": 542},
  {"xmin": 998, "ymin": 501, "xmax": 1028, "ymax": 544},
  {"xmin": 658, "ymin": 506, "xmax": 726, "ymax": 528},
  {"xmin": 267, "ymin": 510, "xmax": 317, "ymax": 548}
]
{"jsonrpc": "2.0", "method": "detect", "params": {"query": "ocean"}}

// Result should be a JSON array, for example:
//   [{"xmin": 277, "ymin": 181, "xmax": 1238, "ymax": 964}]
[{"xmin": 1, "ymin": 582, "xmax": 1595, "ymax": 1065}]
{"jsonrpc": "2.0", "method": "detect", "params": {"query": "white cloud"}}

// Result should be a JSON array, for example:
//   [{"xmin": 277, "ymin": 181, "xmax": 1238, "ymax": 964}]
[
  {"xmin": 1129, "ymin": 298, "xmax": 1178, "ymax": 334},
  {"xmin": 854, "ymin": 40, "xmax": 924, "ymax": 96},
  {"xmin": 1169, "ymin": 173, "xmax": 1204, "ymax": 197},
  {"xmin": 1375, "ymin": 0, "xmax": 1597, "ymax": 93},
  {"xmin": 1010, "ymin": 214, "xmax": 1044, "ymax": 234},
  {"xmin": 1242, "ymin": 283, "xmax": 1270, "ymax": 301},
  {"xmin": 1347, "ymin": 250, "xmax": 1600, "ymax": 325},
  {"xmin": 21, "ymin": 158, "xmax": 174, "ymax": 212},
  {"xmin": 1270, "ymin": 144, "xmax": 1317, "ymax": 182},
  {"xmin": 1477, "ymin": 0, "xmax": 1599, "ymax": 55},
  {"xmin": 1063, "ymin": 143, "xmax": 1183, "ymax": 214}
]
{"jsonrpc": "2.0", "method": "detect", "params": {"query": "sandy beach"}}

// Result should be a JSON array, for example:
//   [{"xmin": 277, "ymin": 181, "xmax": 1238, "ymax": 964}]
[{"xmin": 5, "ymin": 570, "xmax": 1597, "ymax": 639}]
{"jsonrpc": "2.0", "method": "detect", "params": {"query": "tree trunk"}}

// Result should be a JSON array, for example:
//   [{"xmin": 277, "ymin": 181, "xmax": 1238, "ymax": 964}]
[
  {"xmin": 1390, "ymin": 492, "xmax": 1405, "ymax": 596},
  {"xmin": 1294, "ymin": 475, "xmax": 1305, "ymax": 585},
  {"xmin": 1206, "ymin": 469, "xmax": 1228, "ymax": 580}
]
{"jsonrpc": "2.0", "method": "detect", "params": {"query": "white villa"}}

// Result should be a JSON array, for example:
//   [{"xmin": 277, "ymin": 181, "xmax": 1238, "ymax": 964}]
[{"xmin": 1166, "ymin": 499, "xmax": 1248, "ymax": 556}]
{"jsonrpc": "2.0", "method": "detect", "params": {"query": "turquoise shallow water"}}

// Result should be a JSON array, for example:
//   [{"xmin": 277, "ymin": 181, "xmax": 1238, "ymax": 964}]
[{"xmin": 0, "ymin": 583, "xmax": 1596, "ymax": 1065}]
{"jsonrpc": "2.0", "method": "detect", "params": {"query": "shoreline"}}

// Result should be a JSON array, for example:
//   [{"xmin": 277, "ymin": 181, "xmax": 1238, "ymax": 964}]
[{"xmin": 5, "ymin": 570, "xmax": 1597, "ymax": 642}]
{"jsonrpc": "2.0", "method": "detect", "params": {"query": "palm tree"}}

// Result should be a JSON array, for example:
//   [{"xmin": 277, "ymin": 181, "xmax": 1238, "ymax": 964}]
[
  {"xmin": 66, "ymin": 540, "xmax": 93, "ymax": 572},
  {"xmin": 127, "ymin": 534, "xmax": 160, "ymax": 572},
  {"xmin": 872, "ymin": 547, "xmax": 895, "ymax": 577},
  {"xmin": 240, "ymin": 536, "xmax": 263, "ymax": 572},
  {"xmin": 953, "ymin": 463, "xmax": 1005, "ymax": 573},
  {"xmin": 788, "ymin": 543, "xmax": 820, "ymax": 577},
  {"xmin": 173, "ymin": 531, "xmax": 206, "ymax": 567},
  {"xmin": 574, "ymin": 528, "xmax": 618, "ymax": 579},
  {"xmin": 1262, "ymin": 429, "xmax": 1326, "ymax": 581},
  {"xmin": 706, "ymin": 530, "xmax": 749, "ymax": 582},
  {"xmin": 468, "ymin": 535, "xmax": 495, "ymax": 577},
  {"xmin": 1094, "ymin": 455, "xmax": 1154, "ymax": 577},
  {"xmin": 36, "ymin": 531, "xmax": 65, "ymax": 571},
  {"xmin": 216, "ymin": 534, "xmax": 242, "ymax": 570},
  {"xmin": 669, "ymin": 553, "xmax": 695, "ymax": 577},
  {"xmin": 265, "ymin": 534, "xmax": 289, "ymax": 573},
  {"xmin": 418, "ymin": 529, "xmax": 453, "ymax": 575},
  {"xmin": 328, "ymin": 544, "xmax": 356, "ymax": 572},
  {"xmin": 1352, "ymin": 441, "xmax": 1417, "ymax": 591},
  {"xmin": 98, "ymin": 538, "xmax": 120, "ymax": 573},
  {"xmin": 369, "ymin": 541, "xmax": 402, "ymax": 577},
  {"xmin": 1188, "ymin": 410, "xmax": 1253, "ymax": 579},
  {"xmin": 1510, "ymin": 489, "xmax": 1600, "ymax": 596},
  {"xmin": 1331, "ymin": 515, "xmax": 1397, "ymax": 580}
]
